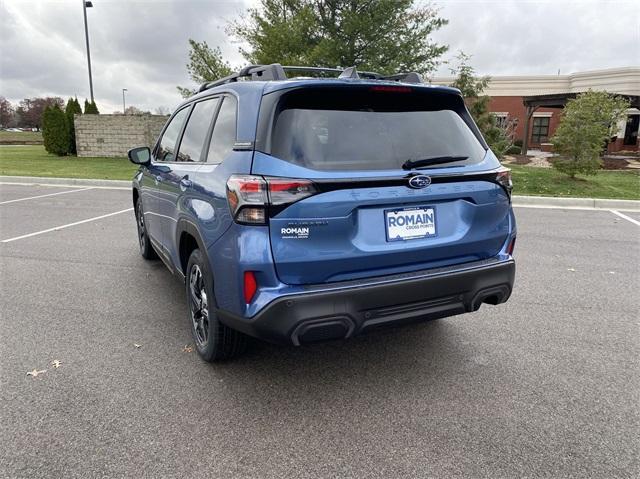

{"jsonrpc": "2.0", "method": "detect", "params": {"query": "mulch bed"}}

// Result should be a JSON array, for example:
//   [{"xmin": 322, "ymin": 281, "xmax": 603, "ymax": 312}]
[
  {"xmin": 505, "ymin": 155, "xmax": 532, "ymax": 165},
  {"xmin": 602, "ymin": 158, "xmax": 631, "ymax": 170}
]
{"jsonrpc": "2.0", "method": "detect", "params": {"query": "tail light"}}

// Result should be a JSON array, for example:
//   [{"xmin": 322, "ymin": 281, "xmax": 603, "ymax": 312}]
[
  {"xmin": 495, "ymin": 168, "xmax": 513, "ymax": 197},
  {"xmin": 226, "ymin": 175, "xmax": 317, "ymax": 224},
  {"xmin": 226, "ymin": 175, "xmax": 268, "ymax": 224},
  {"xmin": 266, "ymin": 178, "xmax": 317, "ymax": 205},
  {"xmin": 507, "ymin": 237, "xmax": 516, "ymax": 255}
]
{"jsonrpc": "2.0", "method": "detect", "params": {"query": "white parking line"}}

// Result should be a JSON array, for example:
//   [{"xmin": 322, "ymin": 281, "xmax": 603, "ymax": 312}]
[
  {"xmin": 0, "ymin": 182, "xmax": 128, "ymax": 191},
  {"xmin": 610, "ymin": 210, "xmax": 640, "ymax": 226},
  {"xmin": 1, "ymin": 208, "xmax": 134, "ymax": 243},
  {"xmin": 0, "ymin": 187, "xmax": 93, "ymax": 205}
]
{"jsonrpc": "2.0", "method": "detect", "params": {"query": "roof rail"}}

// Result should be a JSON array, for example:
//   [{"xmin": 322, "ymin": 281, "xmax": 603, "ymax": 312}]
[
  {"xmin": 198, "ymin": 63, "xmax": 287, "ymax": 92},
  {"xmin": 381, "ymin": 72, "xmax": 423, "ymax": 84},
  {"xmin": 282, "ymin": 66, "xmax": 343, "ymax": 76},
  {"xmin": 198, "ymin": 64, "xmax": 423, "ymax": 93}
]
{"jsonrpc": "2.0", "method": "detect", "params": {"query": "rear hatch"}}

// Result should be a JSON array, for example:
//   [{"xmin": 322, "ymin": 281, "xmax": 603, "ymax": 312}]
[{"xmin": 252, "ymin": 84, "xmax": 512, "ymax": 285}]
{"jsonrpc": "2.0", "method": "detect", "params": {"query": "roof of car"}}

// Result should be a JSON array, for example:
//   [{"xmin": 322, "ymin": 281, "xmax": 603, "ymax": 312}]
[
  {"xmin": 186, "ymin": 77, "xmax": 461, "ymax": 102},
  {"xmin": 182, "ymin": 64, "xmax": 462, "ymax": 106}
]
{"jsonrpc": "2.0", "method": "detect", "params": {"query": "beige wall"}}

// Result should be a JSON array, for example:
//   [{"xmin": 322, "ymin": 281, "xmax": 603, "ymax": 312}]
[
  {"xmin": 75, "ymin": 114, "xmax": 168, "ymax": 157},
  {"xmin": 430, "ymin": 66, "xmax": 640, "ymax": 97}
]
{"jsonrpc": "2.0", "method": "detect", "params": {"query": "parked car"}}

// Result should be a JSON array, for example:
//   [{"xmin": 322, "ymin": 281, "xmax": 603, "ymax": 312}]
[{"xmin": 128, "ymin": 64, "xmax": 516, "ymax": 361}]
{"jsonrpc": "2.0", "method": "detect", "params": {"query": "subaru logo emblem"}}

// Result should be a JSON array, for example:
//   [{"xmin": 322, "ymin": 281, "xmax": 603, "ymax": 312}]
[{"xmin": 408, "ymin": 175, "xmax": 431, "ymax": 189}]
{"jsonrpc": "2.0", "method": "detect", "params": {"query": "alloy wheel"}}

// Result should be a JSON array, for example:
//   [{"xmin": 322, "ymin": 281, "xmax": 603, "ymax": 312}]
[{"xmin": 189, "ymin": 264, "xmax": 209, "ymax": 347}]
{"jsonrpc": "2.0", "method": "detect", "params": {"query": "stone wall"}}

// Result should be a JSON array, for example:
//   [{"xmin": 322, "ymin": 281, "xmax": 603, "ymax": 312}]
[{"xmin": 75, "ymin": 114, "xmax": 168, "ymax": 157}]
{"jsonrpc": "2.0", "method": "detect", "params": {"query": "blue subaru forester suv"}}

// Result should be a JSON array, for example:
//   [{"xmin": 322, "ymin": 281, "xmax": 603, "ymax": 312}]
[{"xmin": 128, "ymin": 64, "xmax": 516, "ymax": 361}]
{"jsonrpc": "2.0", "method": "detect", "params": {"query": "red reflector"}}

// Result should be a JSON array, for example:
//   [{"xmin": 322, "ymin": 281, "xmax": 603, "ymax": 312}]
[
  {"xmin": 507, "ymin": 237, "xmax": 516, "ymax": 255},
  {"xmin": 369, "ymin": 85, "xmax": 412, "ymax": 93},
  {"xmin": 243, "ymin": 271, "xmax": 257, "ymax": 304}
]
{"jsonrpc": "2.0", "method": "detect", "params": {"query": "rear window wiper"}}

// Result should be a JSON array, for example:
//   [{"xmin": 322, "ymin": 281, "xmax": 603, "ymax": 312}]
[{"xmin": 402, "ymin": 156, "xmax": 469, "ymax": 170}]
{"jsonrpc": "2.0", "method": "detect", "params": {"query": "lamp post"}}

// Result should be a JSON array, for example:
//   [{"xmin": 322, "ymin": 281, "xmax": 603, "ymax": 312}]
[
  {"xmin": 122, "ymin": 88, "xmax": 127, "ymax": 114},
  {"xmin": 82, "ymin": 0, "xmax": 94, "ymax": 104}
]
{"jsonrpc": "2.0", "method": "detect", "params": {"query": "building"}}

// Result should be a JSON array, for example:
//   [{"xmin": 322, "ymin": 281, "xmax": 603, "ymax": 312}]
[{"xmin": 431, "ymin": 67, "xmax": 640, "ymax": 153}]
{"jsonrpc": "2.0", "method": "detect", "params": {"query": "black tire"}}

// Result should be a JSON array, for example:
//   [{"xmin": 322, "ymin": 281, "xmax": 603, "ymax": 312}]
[
  {"xmin": 135, "ymin": 196, "xmax": 158, "ymax": 260},
  {"xmin": 186, "ymin": 249, "xmax": 248, "ymax": 362}
]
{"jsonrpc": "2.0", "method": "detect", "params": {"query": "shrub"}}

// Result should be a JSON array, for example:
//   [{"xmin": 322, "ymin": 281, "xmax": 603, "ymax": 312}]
[
  {"xmin": 551, "ymin": 90, "xmax": 630, "ymax": 178},
  {"xmin": 506, "ymin": 145, "xmax": 522, "ymax": 154},
  {"xmin": 42, "ymin": 104, "xmax": 69, "ymax": 156},
  {"xmin": 65, "ymin": 97, "xmax": 82, "ymax": 155},
  {"xmin": 84, "ymin": 99, "xmax": 99, "ymax": 114}
]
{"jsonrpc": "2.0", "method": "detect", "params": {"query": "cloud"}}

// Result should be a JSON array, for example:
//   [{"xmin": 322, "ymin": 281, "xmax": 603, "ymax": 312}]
[
  {"xmin": 431, "ymin": 0, "xmax": 640, "ymax": 76},
  {"xmin": 1, "ymin": 0, "xmax": 638, "ymax": 113},
  {"xmin": 1, "ymin": 0, "xmax": 250, "ymax": 112}
]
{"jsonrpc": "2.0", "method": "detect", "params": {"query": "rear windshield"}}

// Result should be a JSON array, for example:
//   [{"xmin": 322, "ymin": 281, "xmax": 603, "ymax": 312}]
[{"xmin": 270, "ymin": 87, "xmax": 486, "ymax": 171}]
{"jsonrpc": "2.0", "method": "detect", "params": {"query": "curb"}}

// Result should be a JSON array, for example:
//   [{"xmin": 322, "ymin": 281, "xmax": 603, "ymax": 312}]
[
  {"xmin": 0, "ymin": 175, "xmax": 130, "ymax": 188},
  {"xmin": 1, "ymin": 175, "xmax": 639, "ymax": 211},
  {"xmin": 512, "ymin": 195, "xmax": 640, "ymax": 212}
]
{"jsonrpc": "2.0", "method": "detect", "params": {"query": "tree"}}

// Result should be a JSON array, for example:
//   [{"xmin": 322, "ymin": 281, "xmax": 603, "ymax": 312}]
[
  {"xmin": 551, "ymin": 90, "xmax": 630, "ymax": 178},
  {"xmin": 65, "ymin": 97, "xmax": 82, "ymax": 155},
  {"xmin": 42, "ymin": 104, "xmax": 69, "ymax": 156},
  {"xmin": 17, "ymin": 97, "xmax": 64, "ymax": 129},
  {"xmin": 0, "ymin": 97, "xmax": 14, "ymax": 128},
  {"xmin": 179, "ymin": 0, "xmax": 449, "ymax": 96},
  {"xmin": 230, "ymin": 0, "xmax": 448, "ymax": 75},
  {"xmin": 84, "ymin": 99, "xmax": 99, "ymax": 114},
  {"xmin": 124, "ymin": 106, "xmax": 149, "ymax": 115},
  {"xmin": 178, "ymin": 39, "xmax": 233, "ymax": 98},
  {"xmin": 449, "ymin": 53, "xmax": 515, "ymax": 158}
]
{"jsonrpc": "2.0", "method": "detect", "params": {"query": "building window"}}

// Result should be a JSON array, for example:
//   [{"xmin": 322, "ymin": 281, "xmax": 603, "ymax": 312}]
[
  {"xmin": 493, "ymin": 113, "xmax": 508, "ymax": 129},
  {"xmin": 531, "ymin": 117, "xmax": 550, "ymax": 144}
]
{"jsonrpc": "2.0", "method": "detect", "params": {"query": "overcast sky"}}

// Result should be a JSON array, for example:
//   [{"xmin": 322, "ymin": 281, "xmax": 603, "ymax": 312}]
[{"xmin": 1, "ymin": 0, "xmax": 638, "ymax": 113}]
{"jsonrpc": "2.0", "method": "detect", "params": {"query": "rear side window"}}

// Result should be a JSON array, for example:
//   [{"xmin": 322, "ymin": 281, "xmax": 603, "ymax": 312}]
[
  {"xmin": 177, "ymin": 98, "xmax": 219, "ymax": 162},
  {"xmin": 270, "ymin": 88, "xmax": 486, "ymax": 171},
  {"xmin": 207, "ymin": 96, "xmax": 237, "ymax": 164},
  {"xmin": 156, "ymin": 107, "xmax": 189, "ymax": 162}
]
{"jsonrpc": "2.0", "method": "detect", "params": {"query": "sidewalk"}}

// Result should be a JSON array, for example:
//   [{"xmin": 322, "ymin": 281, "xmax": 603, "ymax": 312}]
[{"xmin": 1, "ymin": 175, "xmax": 639, "ymax": 211}]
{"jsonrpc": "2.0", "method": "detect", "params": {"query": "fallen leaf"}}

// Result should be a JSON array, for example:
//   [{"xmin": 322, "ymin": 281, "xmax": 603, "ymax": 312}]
[
  {"xmin": 26, "ymin": 369, "xmax": 46, "ymax": 378},
  {"xmin": 51, "ymin": 360, "xmax": 62, "ymax": 368},
  {"xmin": 182, "ymin": 345, "xmax": 194, "ymax": 353},
  {"xmin": 134, "ymin": 343, "xmax": 141, "ymax": 348}
]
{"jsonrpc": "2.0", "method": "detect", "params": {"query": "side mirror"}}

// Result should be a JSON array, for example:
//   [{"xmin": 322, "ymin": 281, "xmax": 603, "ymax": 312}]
[{"xmin": 128, "ymin": 146, "xmax": 151, "ymax": 165}]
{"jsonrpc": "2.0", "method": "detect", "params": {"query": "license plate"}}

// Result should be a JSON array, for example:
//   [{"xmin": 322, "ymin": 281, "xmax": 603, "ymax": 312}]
[{"xmin": 385, "ymin": 207, "xmax": 436, "ymax": 242}]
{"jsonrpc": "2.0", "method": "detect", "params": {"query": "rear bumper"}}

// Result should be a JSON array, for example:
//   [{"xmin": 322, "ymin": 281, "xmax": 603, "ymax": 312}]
[{"xmin": 217, "ymin": 258, "xmax": 515, "ymax": 345}]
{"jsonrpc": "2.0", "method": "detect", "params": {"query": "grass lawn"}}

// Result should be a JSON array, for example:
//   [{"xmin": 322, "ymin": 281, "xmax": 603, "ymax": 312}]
[
  {"xmin": 0, "ymin": 145, "xmax": 137, "ymax": 180},
  {"xmin": 0, "ymin": 130, "xmax": 43, "ymax": 144},
  {"xmin": 509, "ymin": 164, "xmax": 640, "ymax": 200},
  {"xmin": 0, "ymin": 145, "xmax": 638, "ymax": 199}
]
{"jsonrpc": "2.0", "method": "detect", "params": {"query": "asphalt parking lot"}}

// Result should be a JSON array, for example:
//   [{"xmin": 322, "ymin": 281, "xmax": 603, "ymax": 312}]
[{"xmin": 1, "ymin": 181, "xmax": 638, "ymax": 478}]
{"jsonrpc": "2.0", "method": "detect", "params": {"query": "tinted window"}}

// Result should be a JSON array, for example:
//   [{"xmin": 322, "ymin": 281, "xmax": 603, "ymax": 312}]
[
  {"xmin": 177, "ymin": 98, "xmax": 219, "ymax": 162},
  {"xmin": 531, "ymin": 116, "xmax": 550, "ymax": 144},
  {"xmin": 207, "ymin": 96, "xmax": 237, "ymax": 164},
  {"xmin": 270, "ymin": 88, "xmax": 486, "ymax": 171},
  {"xmin": 156, "ymin": 107, "xmax": 189, "ymax": 162}
]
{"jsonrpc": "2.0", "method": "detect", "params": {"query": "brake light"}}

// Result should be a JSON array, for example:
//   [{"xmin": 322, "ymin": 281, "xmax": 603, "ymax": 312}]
[
  {"xmin": 495, "ymin": 169, "xmax": 513, "ymax": 197},
  {"xmin": 226, "ymin": 175, "xmax": 318, "ymax": 224},
  {"xmin": 369, "ymin": 85, "xmax": 412, "ymax": 93},
  {"xmin": 243, "ymin": 271, "xmax": 257, "ymax": 303},
  {"xmin": 507, "ymin": 237, "xmax": 516, "ymax": 255}
]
